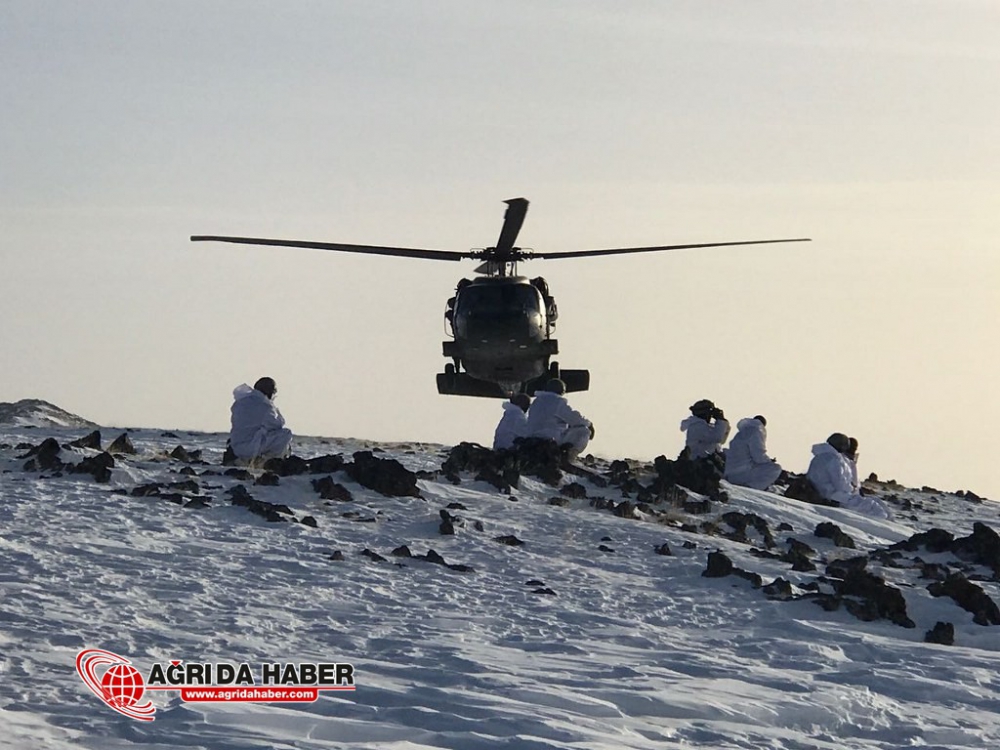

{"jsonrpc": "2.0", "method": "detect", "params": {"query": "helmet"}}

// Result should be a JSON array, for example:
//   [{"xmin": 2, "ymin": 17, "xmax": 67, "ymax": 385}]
[
  {"xmin": 253, "ymin": 377, "xmax": 277, "ymax": 398},
  {"xmin": 546, "ymin": 378, "xmax": 566, "ymax": 395},
  {"xmin": 690, "ymin": 399, "xmax": 715, "ymax": 416},
  {"xmin": 827, "ymin": 433, "xmax": 850, "ymax": 453}
]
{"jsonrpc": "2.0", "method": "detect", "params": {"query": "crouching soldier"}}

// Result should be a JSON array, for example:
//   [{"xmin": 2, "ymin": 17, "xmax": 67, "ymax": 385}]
[{"xmin": 724, "ymin": 415, "xmax": 783, "ymax": 490}]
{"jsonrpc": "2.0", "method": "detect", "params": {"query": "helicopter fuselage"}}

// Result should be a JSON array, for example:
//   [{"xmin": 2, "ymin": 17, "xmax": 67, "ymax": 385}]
[{"xmin": 442, "ymin": 277, "xmax": 556, "ymax": 393}]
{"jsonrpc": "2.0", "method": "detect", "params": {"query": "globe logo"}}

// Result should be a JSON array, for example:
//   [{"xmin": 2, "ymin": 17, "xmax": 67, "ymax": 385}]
[
  {"xmin": 100, "ymin": 663, "xmax": 146, "ymax": 707},
  {"xmin": 77, "ymin": 648, "xmax": 156, "ymax": 721}
]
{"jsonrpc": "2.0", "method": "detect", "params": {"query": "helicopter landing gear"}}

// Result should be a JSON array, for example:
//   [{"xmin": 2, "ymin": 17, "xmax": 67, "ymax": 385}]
[
  {"xmin": 548, "ymin": 361, "xmax": 560, "ymax": 380},
  {"xmin": 436, "ymin": 371, "xmax": 508, "ymax": 397}
]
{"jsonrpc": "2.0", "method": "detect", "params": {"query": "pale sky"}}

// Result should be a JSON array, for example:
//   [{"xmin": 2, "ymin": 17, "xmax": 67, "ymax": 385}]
[{"xmin": 2, "ymin": 1, "xmax": 998, "ymax": 498}]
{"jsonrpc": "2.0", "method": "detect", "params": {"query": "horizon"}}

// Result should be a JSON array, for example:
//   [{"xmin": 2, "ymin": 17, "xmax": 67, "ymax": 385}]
[{"xmin": 1, "ymin": 395, "xmax": 994, "ymax": 502}]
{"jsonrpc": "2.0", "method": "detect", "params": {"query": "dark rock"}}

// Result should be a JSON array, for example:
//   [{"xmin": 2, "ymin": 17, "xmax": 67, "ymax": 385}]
[
  {"xmin": 531, "ymin": 588, "xmax": 557, "ymax": 596},
  {"xmin": 789, "ymin": 553, "xmax": 817, "ymax": 572},
  {"xmin": 606, "ymin": 459, "xmax": 641, "ymax": 487},
  {"xmin": 749, "ymin": 548, "xmax": 783, "ymax": 561},
  {"xmin": 952, "ymin": 522, "xmax": 1000, "ymax": 573},
  {"xmin": 703, "ymin": 551, "xmax": 734, "ymax": 578},
  {"xmin": 423, "ymin": 549, "xmax": 447, "ymax": 566},
  {"xmin": 69, "ymin": 430, "xmax": 102, "ymax": 450},
  {"xmin": 763, "ymin": 577, "xmax": 795, "ymax": 600},
  {"xmin": 169, "ymin": 479, "xmax": 200, "ymax": 494},
  {"xmin": 838, "ymin": 570, "xmax": 915, "ymax": 628},
  {"xmin": 300, "ymin": 515, "xmax": 318, "ymax": 528},
  {"xmin": 654, "ymin": 542, "xmax": 673, "ymax": 556},
  {"xmin": 329, "ymin": 551, "xmax": 345, "ymax": 561},
  {"xmin": 682, "ymin": 541, "xmax": 697, "ymax": 549},
  {"xmin": 391, "ymin": 545, "xmax": 412, "ymax": 558},
  {"xmin": 928, "ymin": 575, "xmax": 1000, "ymax": 625},
  {"xmin": 440, "ymin": 441, "xmax": 522, "ymax": 491},
  {"xmin": 734, "ymin": 569, "xmax": 763, "ymax": 588},
  {"xmin": 682, "ymin": 497, "xmax": 713, "ymax": 515},
  {"xmin": 811, "ymin": 594, "xmax": 842, "ymax": 612},
  {"xmin": 611, "ymin": 500, "xmax": 637, "ymax": 518},
  {"xmin": 918, "ymin": 562, "xmax": 951, "ymax": 581},
  {"xmin": 439, "ymin": 513, "xmax": 455, "ymax": 536},
  {"xmin": 170, "ymin": 445, "xmax": 193, "ymax": 462},
  {"xmin": 255, "ymin": 471, "xmax": 280, "ymax": 486},
  {"xmin": 222, "ymin": 444, "xmax": 238, "ymax": 466},
  {"xmin": 826, "ymin": 556, "xmax": 869, "ymax": 579},
  {"xmin": 514, "ymin": 437, "xmax": 572, "ymax": 486},
  {"xmin": 493, "ymin": 534, "xmax": 524, "ymax": 547},
  {"xmin": 891, "ymin": 528, "xmax": 955, "ymax": 553},
  {"xmin": 525, "ymin": 579, "xmax": 545, "ymax": 587},
  {"xmin": 132, "ymin": 482, "xmax": 162, "ymax": 497},
  {"xmin": 21, "ymin": 437, "xmax": 63, "ymax": 471},
  {"xmin": 548, "ymin": 496, "xmax": 571, "ymax": 507},
  {"xmin": 107, "ymin": 433, "xmax": 136, "ymax": 455},
  {"xmin": 184, "ymin": 498, "xmax": 210, "ymax": 509},
  {"xmin": 598, "ymin": 544, "xmax": 615, "ymax": 553},
  {"xmin": 815, "ymin": 522, "xmax": 857, "ymax": 549},
  {"xmin": 560, "ymin": 482, "xmax": 588, "ymax": 499},
  {"xmin": 360, "ymin": 548, "xmax": 387, "ymax": 563},
  {"xmin": 70, "ymin": 452, "xmax": 115, "ymax": 483},
  {"xmin": 786, "ymin": 538, "xmax": 816, "ymax": 557},
  {"xmin": 653, "ymin": 452, "xmax": 725, "ymax": 497},
  {"xmin": 161, "ymin": 431, "xmax": 179, "ymax": 438},
  {"xmin": 869, "ymin": 549, "xmax": 907, "ymax": 568},
  {"xmin": 263, "ymin": 455, "xmax": 310, "ymax": 476},
  {"xmin": 312, "ymin": 476, "xmax": 353, "ymax": 502},
  {"xmin": 227, "ymin": 484, "xmax": 292, "ymax": 523},
  {"xmin": 224, "ymin": 467, "xmax": 252, "ymax": 480},
  {"xmin": 446, "ymin": 502, "xmax": 468, "ymax": 510},
  {"xmin": 721, "ymin": 512, "xmax": 776, "ymax": 548},
  {"xmin": 777, "ymin": 522, "xmax": 793, "ymax": 532},
  {"xmin": 346, "ymin": 451, "xmax": 421, "ymax": 497},
  {"xmin": 924, "ymin": 621, "xmax": 955, "ymax": 645},
  {"xmin": 785, "ymin": 476, "xmax": 838, "ymax": 507},
  {"xmin": 308, "ymin": 454, "xmax": 347, "ymax": 476}
]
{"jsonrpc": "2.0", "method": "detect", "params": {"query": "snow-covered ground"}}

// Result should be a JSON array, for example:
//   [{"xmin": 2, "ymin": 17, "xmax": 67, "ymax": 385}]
[{"xmin": 1, "ymin": 425, "xmax": 999, "ymax": 749}]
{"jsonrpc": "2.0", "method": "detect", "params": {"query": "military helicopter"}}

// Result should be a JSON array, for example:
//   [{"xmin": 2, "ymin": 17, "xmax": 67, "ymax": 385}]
[{"xmin": 191, "ymin": 198, "xmax": 808, "ymax": 398}]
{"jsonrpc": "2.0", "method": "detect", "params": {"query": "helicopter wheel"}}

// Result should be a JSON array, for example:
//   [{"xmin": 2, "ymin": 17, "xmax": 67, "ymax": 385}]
[
  {"xmin": 445, "ymin": 363, "xmax": 456, "ymax": 376},
  {"xmin": 548, "ymin": 361, "xmax": 560, "ymax": 380}
]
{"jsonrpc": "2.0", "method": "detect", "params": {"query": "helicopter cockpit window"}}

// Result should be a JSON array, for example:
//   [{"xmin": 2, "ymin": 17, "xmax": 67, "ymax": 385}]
[{"xmin": 457, "ymin": 284, "xmax": 541, "ymax": 317}]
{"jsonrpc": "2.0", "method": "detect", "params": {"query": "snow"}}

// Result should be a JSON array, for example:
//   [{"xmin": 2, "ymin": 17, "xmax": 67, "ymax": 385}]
[
  {"xmin": 0, "ymin": 399, "xmax": 97, "ymax": 429},
  {"xmin": 1, "ymin": 425, "xmax": 999, "ymax": 749}
]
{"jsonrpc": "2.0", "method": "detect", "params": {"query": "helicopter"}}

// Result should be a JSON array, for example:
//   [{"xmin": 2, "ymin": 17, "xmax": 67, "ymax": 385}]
[{"xmin": 191, "ymin": 198, "xmax": 808, "ymax": 398}]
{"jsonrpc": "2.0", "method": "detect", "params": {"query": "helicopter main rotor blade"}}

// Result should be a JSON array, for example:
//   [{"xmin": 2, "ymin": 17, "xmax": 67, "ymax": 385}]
[
  {"xmin": 493, "ymin": 198, "xmax": 529, "ymax": 256},
  {"xmin": 528, "ymin": 237, "xmax": 811, "ymax": 260},
  {"xmin": 189, "ymin": 235, "xmax": 468, "ymax": 262}
]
